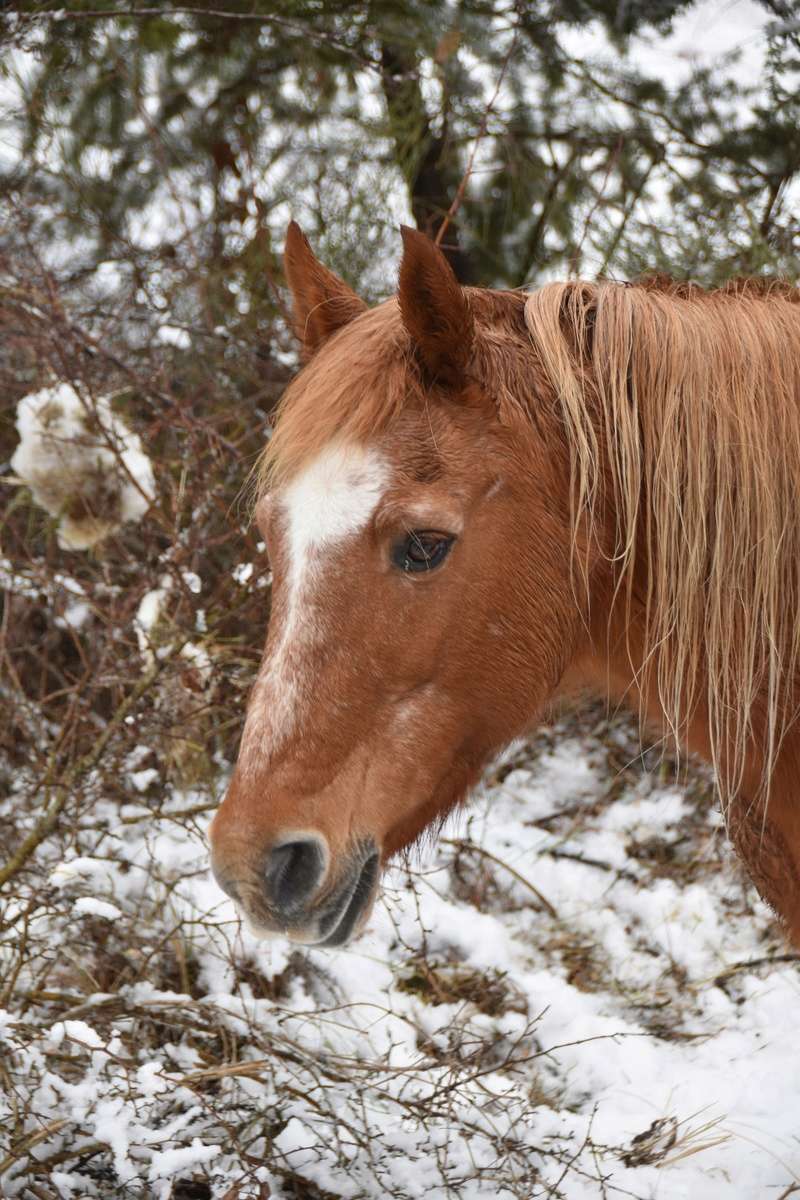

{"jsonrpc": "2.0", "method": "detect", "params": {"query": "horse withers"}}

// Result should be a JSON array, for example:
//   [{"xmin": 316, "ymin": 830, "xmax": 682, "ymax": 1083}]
[{"xmin": 210, "ymin": 221, "xmax": 800, "ymax": 948}]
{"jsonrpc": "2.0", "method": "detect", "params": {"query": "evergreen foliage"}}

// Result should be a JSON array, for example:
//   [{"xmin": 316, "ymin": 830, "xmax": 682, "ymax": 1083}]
[{"xmin": 2, "ymin": 0, "xmax": 797, "ymax": 322}]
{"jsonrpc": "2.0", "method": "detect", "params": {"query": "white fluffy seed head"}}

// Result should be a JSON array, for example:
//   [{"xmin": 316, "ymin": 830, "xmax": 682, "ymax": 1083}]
[{"xmin": 11, "ymin": 382, "xmax": 155, "ymax": 550}]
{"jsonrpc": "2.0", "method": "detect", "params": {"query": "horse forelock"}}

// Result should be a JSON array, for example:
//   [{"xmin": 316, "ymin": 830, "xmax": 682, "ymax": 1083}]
[
  {"xmin": 256, "ymin": 300, "xmax": 417, "ymax": 496},
  {"xmin": 255, "ymin": 289, "xmax": 533, "ymax": 498}
]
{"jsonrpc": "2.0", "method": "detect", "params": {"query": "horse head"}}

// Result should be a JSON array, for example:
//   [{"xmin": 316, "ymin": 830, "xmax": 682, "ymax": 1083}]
[{"xmin": 208, "ymin": 223, "xmax": 594, "ymax": 945}]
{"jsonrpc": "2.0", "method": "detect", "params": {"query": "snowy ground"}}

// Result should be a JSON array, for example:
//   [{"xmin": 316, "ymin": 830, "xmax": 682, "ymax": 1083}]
[{"xmin": 2, "ymin": 707, "xmax": 798, "ymax": 1199}]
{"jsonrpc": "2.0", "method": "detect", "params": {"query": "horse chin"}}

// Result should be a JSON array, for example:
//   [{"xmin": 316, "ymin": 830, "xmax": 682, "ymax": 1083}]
[
  {"xmin": 239, "ymin": 912, "xmax": 330, "ymax": 946},
  {"xmin": 242, "ymin": 915, "xmax": 295, "ymax": 943}
]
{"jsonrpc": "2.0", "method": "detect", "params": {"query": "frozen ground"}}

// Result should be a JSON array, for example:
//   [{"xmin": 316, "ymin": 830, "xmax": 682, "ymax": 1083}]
[{"xmin": 2, "ymin": 708, "xmax": 798, "ymax": 1199}]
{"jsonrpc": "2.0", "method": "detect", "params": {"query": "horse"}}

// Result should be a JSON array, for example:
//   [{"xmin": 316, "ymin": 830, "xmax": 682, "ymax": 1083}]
[{"xmin": 209, "ymin": 221, "xmax": 800, "ymax": 950}]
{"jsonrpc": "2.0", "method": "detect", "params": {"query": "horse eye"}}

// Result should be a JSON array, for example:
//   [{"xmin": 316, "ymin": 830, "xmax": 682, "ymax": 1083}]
[{"xmin": 392, "ymin": 531, "xmax": 454, "ymax": 574}]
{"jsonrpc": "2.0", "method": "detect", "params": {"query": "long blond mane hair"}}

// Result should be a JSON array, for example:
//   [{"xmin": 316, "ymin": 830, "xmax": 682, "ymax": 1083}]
[{"xmin": 525, "ymin": 278, "xmax": 800, "ymax": 806}]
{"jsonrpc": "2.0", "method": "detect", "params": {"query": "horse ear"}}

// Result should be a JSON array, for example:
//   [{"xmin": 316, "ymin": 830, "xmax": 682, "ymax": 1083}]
[
  {"xmin": 398, "ymin": 225, "xmax": 474, "ymax": 385},
  {"xmin": 283, "ymin": 221, "xmax": 367, "ymax": 358}
]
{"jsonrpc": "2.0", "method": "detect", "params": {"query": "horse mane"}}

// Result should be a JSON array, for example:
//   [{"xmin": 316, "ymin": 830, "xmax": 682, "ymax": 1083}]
[
  {"xmin": 261, "ymin": 269, "xmax": 800, "ymax": 805},
  {"xmin": 524, "ymin": 275, "xmax": 800, "ymax": 805}
]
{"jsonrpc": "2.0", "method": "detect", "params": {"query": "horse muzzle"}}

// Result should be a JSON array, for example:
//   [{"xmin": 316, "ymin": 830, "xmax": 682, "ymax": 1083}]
[{"xmin": 211, "ymin": 834, "xmax": 380, "ymax": 947}]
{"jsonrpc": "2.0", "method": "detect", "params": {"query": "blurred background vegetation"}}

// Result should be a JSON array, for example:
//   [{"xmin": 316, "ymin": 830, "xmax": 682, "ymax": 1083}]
[{"xmin": 5, "ymin": 0, "xmax": 800, "ymax": 312}]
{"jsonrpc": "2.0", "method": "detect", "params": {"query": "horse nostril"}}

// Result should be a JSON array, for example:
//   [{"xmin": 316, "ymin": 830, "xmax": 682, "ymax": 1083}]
[{"xmin": 265, "ymin": 837, "xmax": 326, "ymax": 915}]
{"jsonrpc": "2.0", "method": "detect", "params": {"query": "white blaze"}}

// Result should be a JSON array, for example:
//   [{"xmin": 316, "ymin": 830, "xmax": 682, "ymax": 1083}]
[
  {"xmin": 283, "ymin": 442, "xmax": 389, "ymax": 583},
  {"xmin": 241, "ymin": 443, "xmax": 389, "ymax": 768}
]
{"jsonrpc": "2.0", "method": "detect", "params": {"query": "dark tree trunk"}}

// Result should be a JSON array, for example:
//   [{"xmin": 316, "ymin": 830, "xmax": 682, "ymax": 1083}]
[{"xmin": 380, "ymin": 42, "xmax": 474, "ymax": 283}]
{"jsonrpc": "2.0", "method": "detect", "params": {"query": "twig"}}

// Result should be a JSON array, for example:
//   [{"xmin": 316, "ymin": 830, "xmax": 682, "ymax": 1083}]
[
  {"xmin": 714, "ymin": 953, "xmax": 800, "ymax": 985},
  {"xmin": 0, "ymin": 1119, "xmax": 69, "ymax": 1175},
  {"xmin": 571, "ymin": 135, "xmax": 624, "ymax": 275},
  {"xmin": 434, "ymin": 24, "xmax": 520, "ymax": 250},
  {"xmin": 441, "ymin": 836, "xmax": 559, "ymax": 918},
  {"xmin": 0, "ymin": 660, "xmax": 161, "ymax": 890},
  {"xmin": 598, "ymin": 152, "xmax": 660, "ymax": 276},
  {"xmin": 546, "ymin": 847, "xmax": 640, "ymax": 885}
]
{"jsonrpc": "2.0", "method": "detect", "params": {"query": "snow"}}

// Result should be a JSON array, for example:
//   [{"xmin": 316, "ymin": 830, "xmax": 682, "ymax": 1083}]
[
  {"xmin": 48, "ymin": 1019, "xmax": 106, "ymax": 1051},
  {"xmin": 3, "ymin": 718, "xmax": 799, "ymax": 1198},
  {"xmin": 232, "ymin": 562, "xmax": 254, "ymax": 585},
  {"xmin": 148, "ymin": 1142, "xmax": 222, "ymax": 1181},
  {"xmin": 136, "ymin": 1062, "xmax": 171, "ymax": 1098},
  {"xmin": 130, "ymin": 767, "xmax": 160, "ymax": 793},
  {"xmin": 134, "ymin": 575, "xmax": 172, "ymax": 666},
  {"xmin": 10, "ymin": 382, "xmax": 155, "ymax": 550},
  {"xmin": 180, "ymin": 640, "xmax": 212, "ymax": 684},
  {"xmin": 181, "ymin": 570, "xmax": 202, "ymax": 595},
  {"xmin": 73, "ymin": 897, "xmax": 123, "ymax": 921},
  {"xmin": 52, "ymin": 572, "xmax": 91, "ymax": 629},
  {"xmin": 156, "ymin": 324, "xmax": 192, "ymax": 349},
  {"xmin": 49, "ymin": 856, "xmax": 120, "ymax": 890},
  {"xmin": 56, "ymin": 596, "xmax": 90, "ymax": 629}
]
